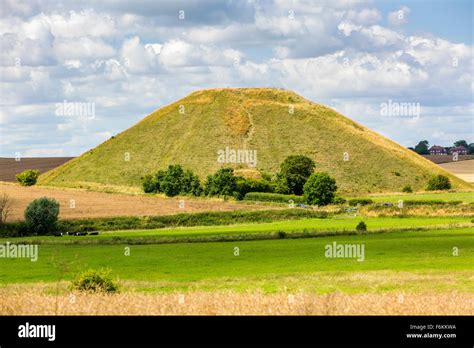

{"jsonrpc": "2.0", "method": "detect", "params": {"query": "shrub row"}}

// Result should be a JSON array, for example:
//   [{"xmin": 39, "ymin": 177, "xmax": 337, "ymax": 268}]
[{"xmin": 143, "ymin": 166, "xmax": 275, "ymax": 200}]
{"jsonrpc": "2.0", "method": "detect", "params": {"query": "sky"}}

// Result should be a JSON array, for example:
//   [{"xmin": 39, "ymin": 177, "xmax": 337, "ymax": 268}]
[{"xmin": 0, "ymin": 0, "xmax": 473, "ymax": 157}]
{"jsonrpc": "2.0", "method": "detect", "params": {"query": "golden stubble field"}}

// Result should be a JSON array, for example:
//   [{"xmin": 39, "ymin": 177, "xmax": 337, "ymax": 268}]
[
  {"xmin": 1, "ymin": 287, "xmax": 472, "ymax": 315},
  {"xmin": 439, "ymin": 160, "xmax": 474, "ymax": 183},
  {"xmin": 0, "ymin": 182, "xmax": 274, "ymax": 221}
]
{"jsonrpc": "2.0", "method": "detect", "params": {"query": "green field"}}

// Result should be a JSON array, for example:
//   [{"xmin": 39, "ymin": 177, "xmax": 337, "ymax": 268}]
[
  {"xmin": 0, "ymin": 228, "xmax": 472, "ymax": 294},
  {"xmin": 1, "ymin": 193, "xmax": 472, "ymax": 297},
  {"xmin": 1, "ymin": 215, "xmax": 471, "ymax": 244},
  {"xmin": 352, "ymin": 191, "xmax": 474, "ymax": 203}
]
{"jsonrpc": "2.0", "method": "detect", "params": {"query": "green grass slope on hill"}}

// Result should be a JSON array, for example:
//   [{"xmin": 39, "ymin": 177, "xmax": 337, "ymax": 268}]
[{"xmin": 39, "ymin": 88, "xmax": 471, "ymax": 195}]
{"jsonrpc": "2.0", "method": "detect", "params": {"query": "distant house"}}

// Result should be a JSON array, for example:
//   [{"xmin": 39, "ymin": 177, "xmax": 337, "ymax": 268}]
[
  {"xmin": 429, "ymin": 145, "xmax": 447, "ymax": 155},
  {"xmin": 450, "ymin": 145, "xmax": 468, "ymax": 155}
]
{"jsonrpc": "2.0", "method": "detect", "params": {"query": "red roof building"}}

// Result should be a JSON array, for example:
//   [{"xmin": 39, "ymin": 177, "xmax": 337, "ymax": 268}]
[
  {"xmin": 450, "ymin": 145, "xmax": 468, "ymax": 155},
  {"xmin": 429, "ymin": 145, "xmax": 447, "ymax": 155}
]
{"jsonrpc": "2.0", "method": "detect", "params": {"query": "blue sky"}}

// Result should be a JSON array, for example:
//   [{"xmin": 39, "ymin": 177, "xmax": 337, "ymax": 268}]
[
  {"xmin": 378, "ymin": 0, "xmax": 472, "ymax": 43},
  {"xmin": 1, "ymin": 0, "xmax": 473, "ymax": 157}
]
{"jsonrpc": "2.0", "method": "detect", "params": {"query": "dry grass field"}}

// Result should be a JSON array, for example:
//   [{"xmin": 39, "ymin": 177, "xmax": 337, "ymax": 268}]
[
  {"xmin": 0, "ymin": 182, "xmax": 272, "ymax": 221},
  {"xmin": 0, "ymin": 286, "xmax": 471, "ymax": 315},
  {"xmin": 439, "ymin": 159, "xmax": 474, "ymax": 183}
]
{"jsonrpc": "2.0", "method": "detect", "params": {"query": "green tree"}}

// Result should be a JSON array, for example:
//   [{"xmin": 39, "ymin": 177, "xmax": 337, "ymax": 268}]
[
  {"xmin": 182, "ymin": 169, "xmax": 202, "ymax": 196},
  {"xmin": 469, "ymin": 143, "xmax": 474, "ymax": 154},
  {"xmin": 303, "ymin": 172, "xmax": 337, "ymax": 206},
  {"xmin": 204, "ymin": 168, "xmax": 236, "ymax": 196},
  {"xmin": 142, "ymin": 167, "xmax": 201, "ymax": 196},
  {"xmin": 142, "ymin": 174, "xmax": 158, "ymax": 193},
  {"xmin": 278, "ymin": 155, "xmax": 315, "ymax": 195},
  {"xmin": 24, "ymin": 197, "xmax": 60, "ymax": 235},
  {"xmin": 427, "ymin": 174, "xmax": 451, "ymax": 191},
  {"xmin": 454, "ymin": 140, "xmax": 468, "ymax": 149},
  {"xmin": 414, "ymin": 140, "xmax": 429, "ymax": 155},
  {"xmin": 160, "ymin": 165, "xmax": 185, "ymax": 197}
]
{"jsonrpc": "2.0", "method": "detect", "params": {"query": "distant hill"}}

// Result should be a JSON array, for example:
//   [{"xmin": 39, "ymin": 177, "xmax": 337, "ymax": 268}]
[{"xmin": 39, "ymin": 88, "xmax": 471, "ymax": 195}]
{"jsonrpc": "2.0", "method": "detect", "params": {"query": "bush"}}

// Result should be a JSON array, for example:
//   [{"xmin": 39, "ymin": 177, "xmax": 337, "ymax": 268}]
[
  {"xmin": 24, "ymin": 197, "xmax": 60, "ymax": 235},
  {"xmin": 16, "ymin": 169, "xmax": 39, "ymax": 186},
  {"xmin": 402, "ymin": 185, "xmax": 413, "ymax": 193},
  {"xmin": 244, "ymin": 192, "xmax": 305, "ymax": 204},
  {"xmin": 234, "ymin": 177, "xmax": 274, "ymax": 200},
  {"xmin": 142, "ymin": 174, "xmax": 155, "ymax": 193},
  {"xmin": 278, "ymin": 155, "xmax": 315, "ymax": 195},
  {"xmin": 303, "ymin": 172, "xmax": 337, "ymax": 206},
  {"xmin": 333, "ymin": 196, "xmax": 346, "ymax": 205},
  {"xmin": 72, "ymin": 269, "xmax": 119, "ymax": 293},
  {"xmin": 204, "ymin": 168, "xmax": 236, "ymax": 196},
  {"xmin": 356, "ymin": 221, "xmax": 367, "ymax": 232},
  {"xmin": 427, "ymin": 175, "xmax": 451, "ymax": 190},
  {"xmin": 348, "ymin": 198, "xmax": 373, "ymax": 206}
]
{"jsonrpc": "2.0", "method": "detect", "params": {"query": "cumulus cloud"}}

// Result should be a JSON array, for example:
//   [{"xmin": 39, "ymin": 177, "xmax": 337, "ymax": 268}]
[
  {"xmin": 388, "ymin": 6, "xmax": 411, "ymax": 26},
  {"xmin": 0, "ymin": 0, "xmax": 472, "ymax": 156}
]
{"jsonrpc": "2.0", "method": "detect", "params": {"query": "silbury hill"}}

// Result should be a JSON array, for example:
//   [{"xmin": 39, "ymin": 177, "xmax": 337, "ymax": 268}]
[{"xmin": 39, "ymin": 88, "xmax": 471, "ymax": 195}]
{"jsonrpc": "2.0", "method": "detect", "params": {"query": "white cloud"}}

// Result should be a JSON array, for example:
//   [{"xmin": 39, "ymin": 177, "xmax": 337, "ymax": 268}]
[
  {"xmin": 345, "ymin": 8, "xmax": 381, "ymax": 25},
  {"xmin": 119, "ymin": 36, "xmax": 159, "ymax": 73},
  {"xmin": 0, "ymin": 0, "xmax": 472, "ymax": 156},
  {"xmin": 44, "ymin": 9, "xmax": 116, "ymax": 38},
  {"xmin": 388, "ymin": 6, "xmax": 411, "ymax": 26},
  {"xmin": 54, "ymin": 37, "xmax": 116, "ymax": 60},
  {"xmin": 158, "ymin": 39, "xmax": 243, "ymax": 68}
]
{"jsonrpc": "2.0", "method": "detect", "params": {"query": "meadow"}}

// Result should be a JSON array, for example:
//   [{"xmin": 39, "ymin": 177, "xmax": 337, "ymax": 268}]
[
  {"xmin": 1, "ymin": 215, "xmax": 471, "ymax": 244},
  {"xmin": 1, "ymin": 227, "xmax": 472, "ymax": 292},
  {"xmin": 1, "ymin": 180, "xmax": 472, "ymax": 315}
]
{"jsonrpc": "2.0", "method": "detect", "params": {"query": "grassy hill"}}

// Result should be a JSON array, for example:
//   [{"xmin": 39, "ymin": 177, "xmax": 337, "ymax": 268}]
[{"xmin": 39, "ymin": 88, "xmax": 471, "ymax": 195}]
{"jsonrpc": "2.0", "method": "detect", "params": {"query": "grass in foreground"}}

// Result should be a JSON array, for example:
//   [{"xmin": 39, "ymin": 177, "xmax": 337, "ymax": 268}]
[{"xmin": 0, "ymin": 228, "xmax": 472, "ymax": 293}]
